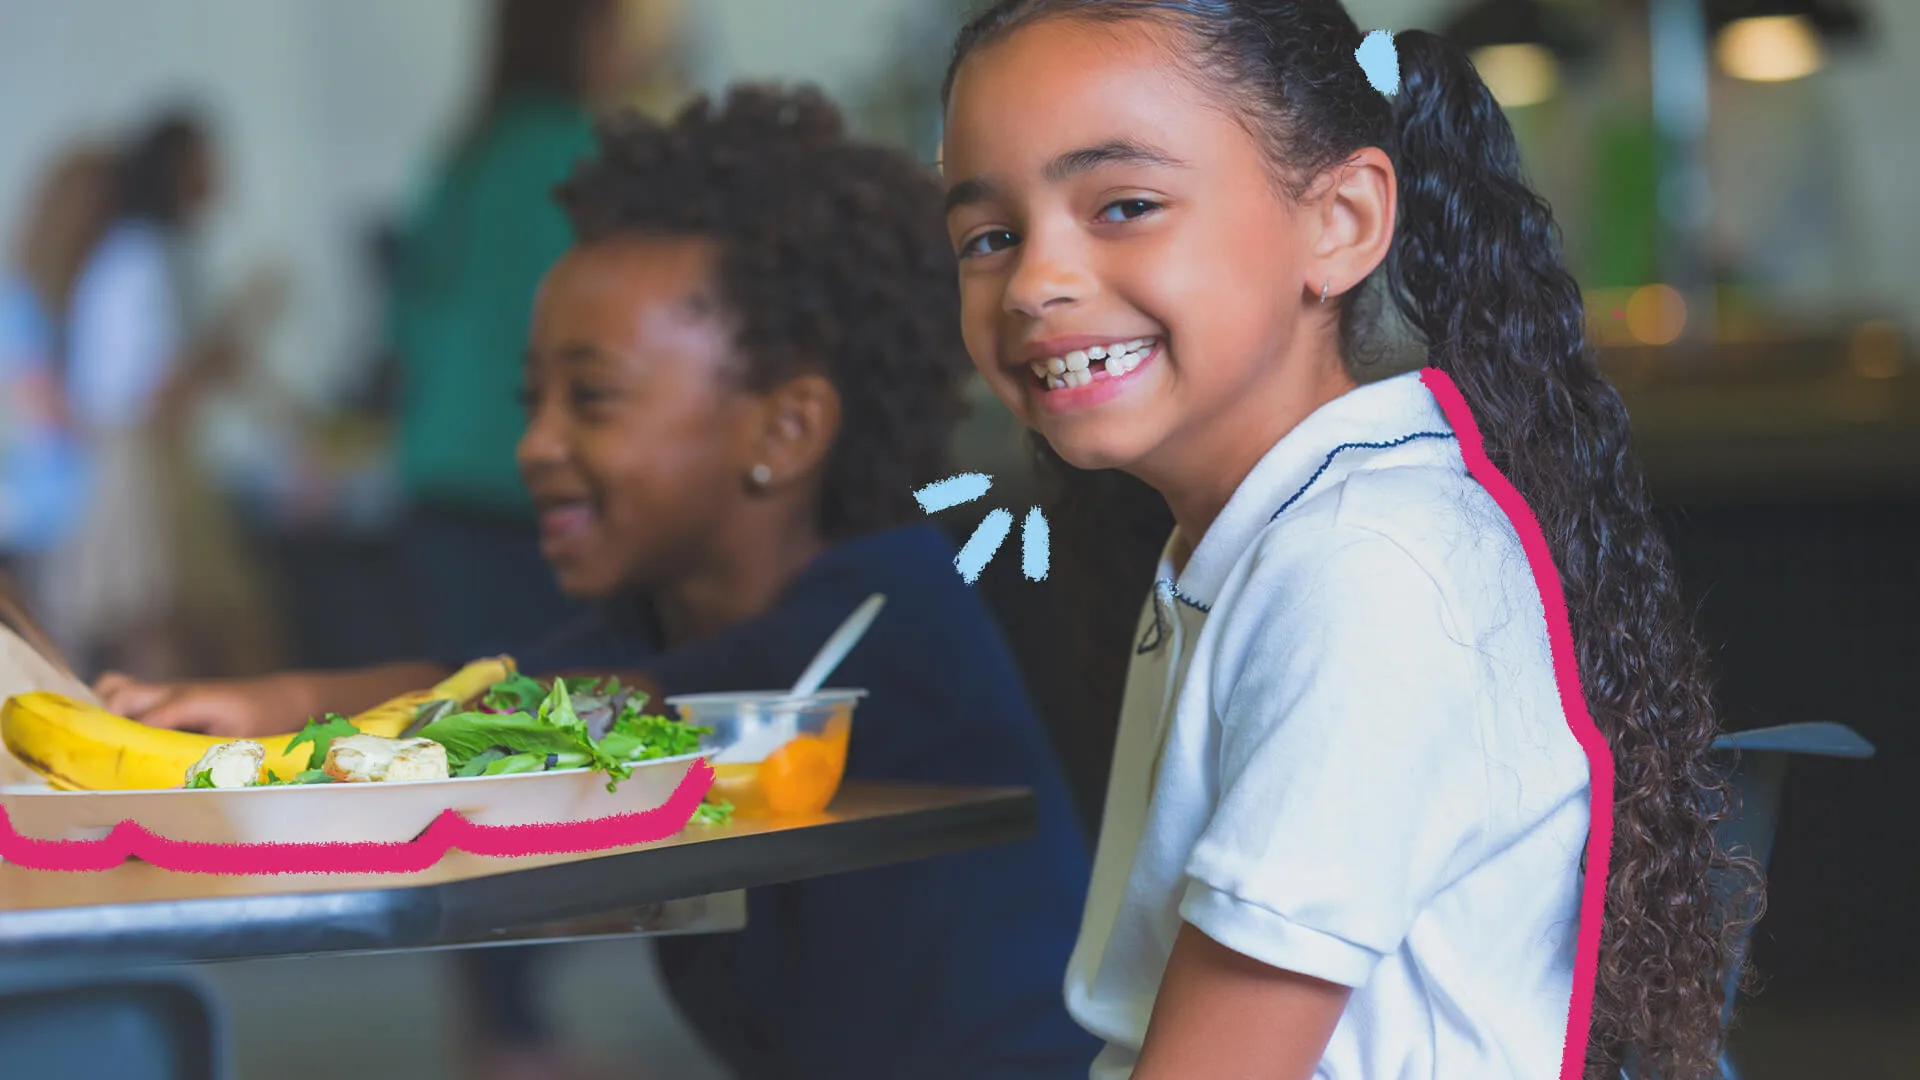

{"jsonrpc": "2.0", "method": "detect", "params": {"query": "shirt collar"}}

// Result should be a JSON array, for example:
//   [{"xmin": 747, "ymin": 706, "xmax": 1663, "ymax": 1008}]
[{"xmin": 1162, "ymin": 370, "xmax": 1456, "ymax": 611}]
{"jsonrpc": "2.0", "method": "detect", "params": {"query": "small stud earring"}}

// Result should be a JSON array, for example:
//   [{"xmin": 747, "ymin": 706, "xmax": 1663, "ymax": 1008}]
[
  {"xmin": 1320, "ymin": 279, "xmax": 1332, "ymax": 305},
  {"xmin": 748, "ymin": 463, "xmax": 773, "ymax": 488}
]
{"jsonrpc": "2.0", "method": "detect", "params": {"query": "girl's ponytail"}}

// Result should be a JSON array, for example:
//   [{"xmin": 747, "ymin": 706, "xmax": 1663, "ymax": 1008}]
[
  {"xmin": 1383, "ymin": 30, "xmax": 1620, "ymax": 510},
  {"xmin": 1386, "ymin": 31, "xmax": 1762, "ymax": 1078}
]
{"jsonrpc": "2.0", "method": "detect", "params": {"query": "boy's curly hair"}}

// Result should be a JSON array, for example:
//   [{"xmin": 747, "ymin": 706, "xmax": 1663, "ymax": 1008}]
[{"xmin": 555, "ymin": 86, "xmax": 969, "ymax": 539}]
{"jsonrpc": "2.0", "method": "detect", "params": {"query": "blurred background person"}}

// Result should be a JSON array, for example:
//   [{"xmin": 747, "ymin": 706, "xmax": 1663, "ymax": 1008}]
[
  {"xmin": 44, "ymin": 108, "xmax": 284, "ymax": 680},
  {"xmin": 388, "ymin": 0, "xmax": 639, "ymax": 667},
  {"xmin": 0, "ymin": 143, "xmax": 115, "ymax": 607}
]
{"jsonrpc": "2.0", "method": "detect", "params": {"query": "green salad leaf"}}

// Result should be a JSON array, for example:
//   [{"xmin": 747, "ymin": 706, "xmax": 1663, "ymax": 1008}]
[
  {"xmin": 692, "ymin": 797, "xmax": 735, "ymax": 826},
  {"xmin": 600, "ymin": 712, "xmax": 705, "ymax": 762},
  {"xmin": 417, "ymin": 710, "xmax": 587, "ymax": 767},
  {"xmin": 453, "ymin": 747, "xmax": 513, "ymax": 778},
  {"xmin": 410, "ymin": 675, "xmax": 708, "ymax": 793},
  {"xmin": 408, "ymin": 697, "xmax": 458, "ymax": 736},
  {"xmin": 481, "ymin": 672, "xmax": 549, "ymax": 714},
  {"xmin": 186, "ymin": 769, "xmax": 217, "ymax": 789},
  {"xmin": 287, "ymin": 714, "xmax": 360, "ymax": 772},
  {"xmin": 263, "ymin": 768, "xmax": 337, "ymax": 786}
]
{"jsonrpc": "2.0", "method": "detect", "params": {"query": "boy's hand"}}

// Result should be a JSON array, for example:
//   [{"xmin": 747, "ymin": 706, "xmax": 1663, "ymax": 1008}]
[{"xmin": 94, "ymin": 673, "xmax": 313, "ymax": 738}]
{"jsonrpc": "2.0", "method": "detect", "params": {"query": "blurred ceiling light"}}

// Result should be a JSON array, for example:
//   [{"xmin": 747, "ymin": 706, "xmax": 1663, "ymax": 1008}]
[
  {"xmin": 1440, "ymin": 0, "xmax": 1597, "ymax": 108},
  {"xmin": 1707, "ymin": 1, "xmax": 1869, "ymax": 82},
  {"xmin": 1471, "ymin": 43, "xmax": 1562, "ymax": 108},
  {"xmin": 1715, "ymin": 14, "xmax": 1824, "ymax": 81},
  {"xmin": 1626, "ymin": 284, "xmax": 1689, "ymax": 346},
  {"xmin": 1848, "ymin": 320, "xmax": 1904, "ymax": 380}
]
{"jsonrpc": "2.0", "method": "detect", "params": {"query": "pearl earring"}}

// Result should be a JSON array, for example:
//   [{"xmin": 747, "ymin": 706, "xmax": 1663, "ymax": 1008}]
[{"xmin": 749, "ymin": 463, "xmax": 773, "ymax": 487}]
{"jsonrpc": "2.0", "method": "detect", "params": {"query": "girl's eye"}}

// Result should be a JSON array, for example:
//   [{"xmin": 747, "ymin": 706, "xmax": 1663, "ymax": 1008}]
[
  {"xmin": 959, "ymin": 229, "xmax": 1018, "ymax": 259},
  {"xmin": 1097, "ymin": 198, "xmax": 1161, "ymax": 224},
  {"xmin": 567, "ymin": 384, "xmax": 616, "ymax": 411}
]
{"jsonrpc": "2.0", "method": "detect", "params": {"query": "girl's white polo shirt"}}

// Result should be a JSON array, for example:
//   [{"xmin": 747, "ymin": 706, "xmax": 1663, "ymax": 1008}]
[{"xmin": 1065, "ymin": 371, "xmax": 1591, "ymax": 1079}]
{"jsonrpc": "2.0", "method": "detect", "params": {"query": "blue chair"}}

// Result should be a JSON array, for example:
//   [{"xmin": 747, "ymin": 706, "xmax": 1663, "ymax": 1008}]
[
  {"xmin": 1622, "ymin": 721, "xmax": 1876, "ymax": 1080},
  {"xmin": 0, "ymin": 965, "xmax": 230, "ymax": 1079}
]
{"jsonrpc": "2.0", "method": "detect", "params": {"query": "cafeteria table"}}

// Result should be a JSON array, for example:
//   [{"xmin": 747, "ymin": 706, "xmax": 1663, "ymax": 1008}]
[{"xmin": 0, "ymin": 782, "xmax": 1036, "ymax": 970}]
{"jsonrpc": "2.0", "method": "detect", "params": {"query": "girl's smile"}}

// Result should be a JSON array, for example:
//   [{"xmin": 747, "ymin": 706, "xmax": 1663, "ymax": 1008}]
[
  {"xmin": 517, "ymin": 236, "xmax": 765, "ymax": 599},
  {"xmin": 943, "ymin": 15, "xmax": 1339, "ymax": 494},
  {"xmin": 1022, "ymin": 335, "xmax": 1162, "ymax": 413},
  {"xmin": 533, "ymin": 493, "xmax": 597, "ymax": 557}
]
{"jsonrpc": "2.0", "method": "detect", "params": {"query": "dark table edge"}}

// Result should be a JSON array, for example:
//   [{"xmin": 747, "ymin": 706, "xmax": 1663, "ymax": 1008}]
[{"xmin": 0, "ymin": 785, "xmax": 1037, "ymax": 968}]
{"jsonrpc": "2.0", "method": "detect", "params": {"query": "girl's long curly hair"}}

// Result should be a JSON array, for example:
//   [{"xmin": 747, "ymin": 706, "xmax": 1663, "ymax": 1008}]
[{"xmin": 946, "ymin": 4, "xmax": 1764, "ymax": 1077}]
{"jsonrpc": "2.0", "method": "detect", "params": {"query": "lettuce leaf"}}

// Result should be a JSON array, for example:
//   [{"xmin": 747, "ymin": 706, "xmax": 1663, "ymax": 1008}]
[
  {"xmin": 287, "ymin": 714, "xmax": 360, "ymax": 772},
  {"xmin": 417, "ymin": 675, "xmax": 709, "ymax": 793},
  {"xmin": 539, "ymin": 680, "xmax": 632, "ymax": 789},
  {"xmin": 263, "ymin": 768, "xmax": 337, "ymax": 786},
  {"xmin": 692, "ymin": 797, "xmax": 734, "ymax": 826},
  {"xmin": 481, "ymin": 672, "xmax": 549, "ymax": 714},
  {"xmin": 417, "ymin": 710, "xmax": 587, "ymax": 769},
  {"xmin": 600, "ymin": 712, "xmax": 705, "ymax": 762}
]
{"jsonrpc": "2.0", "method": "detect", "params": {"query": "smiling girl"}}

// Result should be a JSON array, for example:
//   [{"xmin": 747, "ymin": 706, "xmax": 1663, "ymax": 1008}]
[
  {"xmin": 939, "ymin": 3, "xmax": 1757, "ymax": 1079},
  {"xmin": 100, "ymin": 87, "xmax": 1099, "ymax": 1080}
]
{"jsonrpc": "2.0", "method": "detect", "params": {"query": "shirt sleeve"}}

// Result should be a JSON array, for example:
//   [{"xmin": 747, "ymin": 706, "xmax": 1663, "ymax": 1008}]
[{"xmin": 1178, "ymin": 526, "xmax": 1495, "ymax": 988}]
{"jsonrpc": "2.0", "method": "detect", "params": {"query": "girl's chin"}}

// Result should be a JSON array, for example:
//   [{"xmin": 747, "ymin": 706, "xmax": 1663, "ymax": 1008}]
[
  {"xmin": 548, "ymin": 561, "xmax": 619, "ymax": 601},
  {"xmin": 1035, "ymin": 428, "xmax": 1146, "ymax": 474}
]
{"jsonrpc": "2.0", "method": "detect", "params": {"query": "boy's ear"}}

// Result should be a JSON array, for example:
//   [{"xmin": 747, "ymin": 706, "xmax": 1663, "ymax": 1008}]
[{"xmin": 749, "ymin": 372, "xmax": 842, "ymax": 489}]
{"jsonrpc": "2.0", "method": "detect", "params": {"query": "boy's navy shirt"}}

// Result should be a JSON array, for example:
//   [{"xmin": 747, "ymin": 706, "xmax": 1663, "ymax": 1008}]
[{"xmin": 510, "ymin": 524, "xmax": 1101, "ymax": 1079}]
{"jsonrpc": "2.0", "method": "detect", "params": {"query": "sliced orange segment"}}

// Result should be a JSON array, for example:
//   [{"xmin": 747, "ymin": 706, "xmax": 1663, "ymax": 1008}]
[{"xmin": 759, "ymin": 733, "xmax": 846, "ymax": 816}]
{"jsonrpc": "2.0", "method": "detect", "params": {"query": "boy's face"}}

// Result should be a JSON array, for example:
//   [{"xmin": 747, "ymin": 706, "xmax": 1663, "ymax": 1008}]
[{"xmin": 518, "ymin": 236, "xmax": 759, "ymax": 598}]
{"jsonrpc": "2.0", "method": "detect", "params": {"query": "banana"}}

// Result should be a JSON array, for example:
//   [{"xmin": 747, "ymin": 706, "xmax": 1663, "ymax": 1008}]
[{"xmin": 0, "ymin": 656, "xmax": 515, "ymax": 792}]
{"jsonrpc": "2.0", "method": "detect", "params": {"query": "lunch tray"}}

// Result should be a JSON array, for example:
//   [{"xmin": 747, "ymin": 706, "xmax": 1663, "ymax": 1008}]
[{"xmin": 0, "ymin": 967, "xmax": 228, "ymax": 1079}]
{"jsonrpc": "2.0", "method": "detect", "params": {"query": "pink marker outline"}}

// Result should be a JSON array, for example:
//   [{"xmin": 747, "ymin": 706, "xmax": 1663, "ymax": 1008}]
[
  {"xmin": 0, "ymin": 760, "xmax": 715, "ymax": 874},
  {"xmin": 1419, "ymin": 367, "xmax": 1616, "ymax": 1080}
]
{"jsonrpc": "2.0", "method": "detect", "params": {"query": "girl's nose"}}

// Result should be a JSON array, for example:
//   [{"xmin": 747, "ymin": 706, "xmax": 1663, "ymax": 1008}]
[
  {"xmin": 515, "ymin": 400, "xmax": 566, "ymax": 475},
  {"xmin": 1002, "ymin": 229, "xmax": 1090, "ymax": 318}
]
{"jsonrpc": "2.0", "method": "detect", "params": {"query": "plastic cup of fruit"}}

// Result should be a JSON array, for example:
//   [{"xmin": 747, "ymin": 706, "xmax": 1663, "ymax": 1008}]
[{"xmin": 666, "ymin": 689, "xmax": 864, "ymax": 819}]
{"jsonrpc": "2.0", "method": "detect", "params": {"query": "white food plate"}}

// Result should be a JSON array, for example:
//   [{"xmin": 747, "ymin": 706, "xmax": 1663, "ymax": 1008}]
[{"xmin": 0, "ymin": 752, "xmax": 706, "ymax": 847}]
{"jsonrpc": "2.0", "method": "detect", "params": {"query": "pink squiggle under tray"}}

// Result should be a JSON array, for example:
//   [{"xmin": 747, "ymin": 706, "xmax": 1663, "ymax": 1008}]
[{"xmin": 0, "ymin": 758, "xmax": 715, "ymax": 874}]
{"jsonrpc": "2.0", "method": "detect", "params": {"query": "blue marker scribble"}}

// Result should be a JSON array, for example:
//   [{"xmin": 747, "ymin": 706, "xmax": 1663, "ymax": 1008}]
[
  {"xmin": 1356, "ymin": 30, "xmax": 1399, "ymax": 97},
  {"xmin": 914, "ymin": 472, "xmax": 992, "ymax": 514},
  {"xmin": 1022, "ymin": 507, "xmax": 1049, "ymax": 581},
  {"xmin": 916, "ymin": 472, "xmax": 1052, "ymax": 585},
  {"xmin": 955, "ymin": 508, "xmax": 1013, "ymax": 585}
]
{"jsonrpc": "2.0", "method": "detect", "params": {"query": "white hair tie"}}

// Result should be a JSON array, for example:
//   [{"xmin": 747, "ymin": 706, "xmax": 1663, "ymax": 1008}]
[{"xmin": 1356, "ymin": 29, "xmax": 1400, "ymax": 98}]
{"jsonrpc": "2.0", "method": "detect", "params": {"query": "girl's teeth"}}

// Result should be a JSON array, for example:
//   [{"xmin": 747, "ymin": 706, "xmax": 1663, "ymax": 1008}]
[{"xmin": 1032, "ymin": 338, "xmax": 1156, "ymax": 390}]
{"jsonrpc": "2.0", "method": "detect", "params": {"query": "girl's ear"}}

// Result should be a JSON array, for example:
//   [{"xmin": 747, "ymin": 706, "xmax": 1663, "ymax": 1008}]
[
  {"xmin": 1306, "ymin": 146, "xmax": 1397, "ymax": 306},
  {"xmin": 746, "ymin": 372, "xmax": 842, "ymax": 491}
]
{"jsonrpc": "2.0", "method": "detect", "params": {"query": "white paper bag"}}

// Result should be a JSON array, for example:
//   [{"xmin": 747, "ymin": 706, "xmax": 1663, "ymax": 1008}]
[{"xmin": 0, "ymin": 576, "xmax": 100, "ymax": 786}]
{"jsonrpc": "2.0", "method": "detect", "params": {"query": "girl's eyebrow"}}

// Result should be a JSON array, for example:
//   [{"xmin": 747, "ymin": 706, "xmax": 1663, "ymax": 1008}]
[
  {"xmin": 944, "ymin": 138, "xmax": 1189, "ymax": 215},
  {"xmin": 555, "ymin": 343, "xmax": 607, "ymax": 365},
  {"xmin": 1045, "ymin": 138, "xmax": 1187, "ymax": 182}
]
